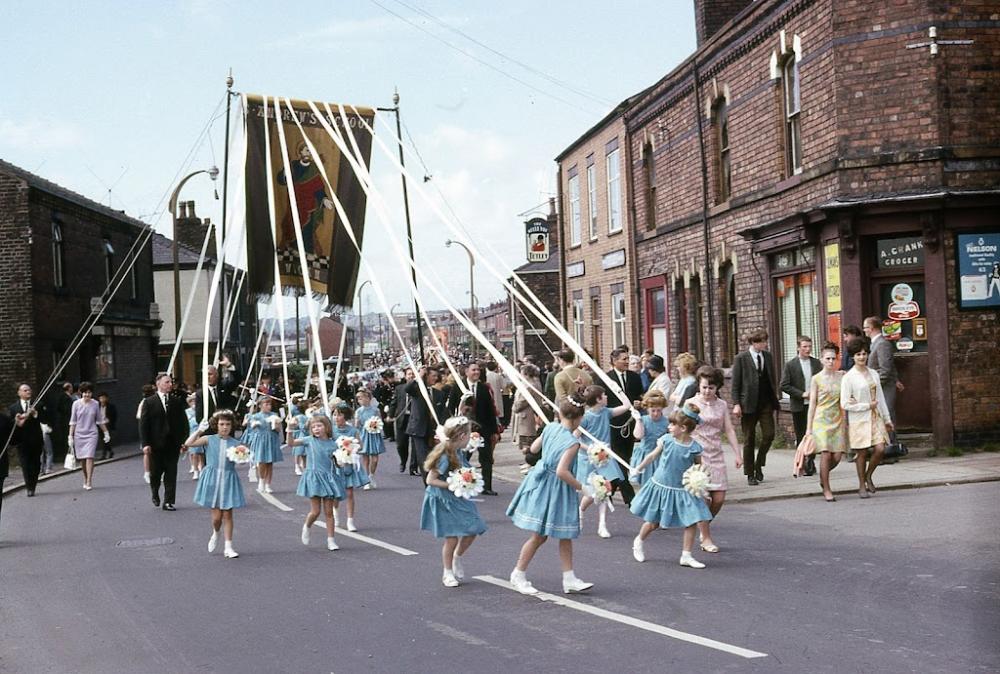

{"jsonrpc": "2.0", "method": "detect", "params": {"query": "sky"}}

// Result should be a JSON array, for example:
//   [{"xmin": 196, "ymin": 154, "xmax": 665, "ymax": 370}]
[{"xmin": 1, "ymin": 0, "xmax": 696, "ymax": 322}]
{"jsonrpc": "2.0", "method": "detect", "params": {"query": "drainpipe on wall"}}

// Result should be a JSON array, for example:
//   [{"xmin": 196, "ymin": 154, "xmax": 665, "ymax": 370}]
[
  {"xmin": 623, "ymin": 111, "xmax": 643, "ymax": 352},
  {"xmin": 692, "ymin": 57, "xmax": 717, "ymax": 362},
  {"xmin": 555, "ymin": 166, "xmax": 567, "ymax": 343}
]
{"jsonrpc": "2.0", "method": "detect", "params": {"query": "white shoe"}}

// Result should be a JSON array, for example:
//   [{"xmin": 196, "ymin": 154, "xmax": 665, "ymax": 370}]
[
  {"xmin": 301, "ymin": 524, "xmax": 311, "ymax": 546},
  {"xmin": 327, "ymin": 537, "xmax": 339, "ymax": 551},
  {"xmin": 597, "ymin": 523, "xmax": 611, "ymax": 539},
  {"xmin": 679, "ymin": 555, "xmax": 706, "ymax": 569},
  {"xmin": 189, "ymin": 465, "xmax": 196, "ymax": 474},
  {"xmin": 192, "ymin": 471, "xmax": 198, "ymax": 480},
  {"xmin": 562, "ymin": 575, "xmax": 594, "ymax": 594},
  {"xmin": 257, "ymin": 481, "xmax": 264, "ymax": 492},
  {"xmin": 452, "ymin": 554, "xmax": 465, "ymax": 581},
  {"xmin": 347, "ymin": 518, "xmax": 358, "ymax": 532},
  {"xmin": 248, "ymin": 467, "xmax": 257, "ymax": 482},
  {"xmin": 264, "ymin": 484, "xmax": 273, "ymax": 494},
  {"xmin": 369, "ymin": 478, "xmax": 376, "ymax": 489},
  {"xmin": 83, "ymin": 484, "xmax": 92, "ymax": 491},
  {"xmin": 143, "ymin": 472, "xmax": 150, "ymax": 484},
  {"xmin": 362, "ymin": 483, "xmax": 371, "ymax": 491},
  {"xmin": 294, "ymin": 465, "xmax": 303, "ymax": 476},
  {"xmin": 632, "ymin": 536, "xmax": 646, "ymax": 563},
  {"xmin": 208, "ymin": 531, "xmax": 218, "ymax": 553},
  {"xmin": 442, "ymin": 570, "xmax": 460, "ymax": 588},
  {"xmin": 223, "ymin": 547, "xmax": 239, "ymax": 559},
  {"xmin": 509, "ymin": 570, "xmax": 538, "ymax": 595}
]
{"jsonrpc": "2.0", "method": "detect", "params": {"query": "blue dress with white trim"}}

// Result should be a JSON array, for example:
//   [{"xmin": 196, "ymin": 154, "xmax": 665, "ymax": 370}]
[
  {"xmin": 630, "ymin": 415, "xmax": 668, "ymax": 485},
  {"xmin": 420, "ymin": 453, "xmax": 487, "ymax": 538},
  {"xmin": 356, "ymin": 404, "xmax": 386, "ymax": 456},
  {"xmin": 193, "ymin": 435, "xmax": 246, "ymax": 510},
  {"xmin": 248, "ymin": 412, "xmax": 284, "ymax": 464},
  {"xmin": 331, "ymin": 423, "xmax": 369, "ymax": 489},
  {"xmin": 629, "ymin": 437, "xmax": 712, "ymax": 528},
  {"xmin": 575, "ymin": 407, "xmax": 625, "ymax": 483},
  {"xmin": 506, "ymin": 422, "xmax": 580, "ymax": 539},
  {"xmin": 296, "ymin": 436, "xmax": 346, "ymax": 500}
]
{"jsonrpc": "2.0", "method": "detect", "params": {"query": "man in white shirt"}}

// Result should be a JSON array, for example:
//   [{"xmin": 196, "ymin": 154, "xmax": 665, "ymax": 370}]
[{"xmin": 780, "ymin": 336, "xmax": 822, "ymax": 475}]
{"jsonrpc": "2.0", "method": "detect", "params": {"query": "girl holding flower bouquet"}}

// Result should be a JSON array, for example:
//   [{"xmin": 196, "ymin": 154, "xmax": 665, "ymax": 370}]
[
  {"xmin": 187, "ymin": 410, "xmax": 248, "ymax": 559},
  {"xmin": 576, "ymin": 385, "xmax": 642, "ymax": 539},
  {"xmin": 506, "ymin": 391, "xmax": 593, "ymax": 596},
  {"xmin": 355, "ymin": 389, "xmax": 386, "ymax": 488},
  {"xmin": 629, "ymin": 389, "xmax": 670, "ymax": 486},
  {"xmin": 420, "ymin": 416, "xmax": 488, "ymax": 587},
  {"xmin": 287, "ymin": 414, "xmax": 345, "ymax": 551},
  {"xmin": 246, "ymin": 397, "xmax": 283, "ymax": 494},
  {"xmin": 332, "ymin": 404, "xmax": 369, "ymax": 532},
  {"xmin": 629, "ymin": 402, "xmax": 712, "ymax": 569}
]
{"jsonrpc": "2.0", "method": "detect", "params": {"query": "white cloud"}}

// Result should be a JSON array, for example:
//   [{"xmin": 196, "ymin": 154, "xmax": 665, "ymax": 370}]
[{"xmin": 0, "ymin": 119, "xmax": 85, "ymax": 150}]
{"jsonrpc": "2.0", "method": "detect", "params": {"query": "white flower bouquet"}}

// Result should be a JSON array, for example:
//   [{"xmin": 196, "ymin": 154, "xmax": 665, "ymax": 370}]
[
  {"xmin": 466, "ymin": 431, "xmax": 485, "ymax": 454},
  {"xmin": 682, "ymin": 463, "xmax": 712, "ymax": 498},
  {"xmin": 226, "ymin": 444, "xmax": 252, "ymax": 465},
  {"xmin": 587, "ymin": 442, "xmax": 612, "ymax": 469},
  {"xmin": 585, "ymin": 472, "xmax": 614, "ymax": 502},
  {"xmin": 364, "ymin": 416, "xmax": 384, "ymax": 434},
  {"xmin": 334, "ymin": 435, "xmax": 361, "ymax": 468},
  {"xmin": 446, "ymin": 466, "xmax": 484, "ymax": 500}
]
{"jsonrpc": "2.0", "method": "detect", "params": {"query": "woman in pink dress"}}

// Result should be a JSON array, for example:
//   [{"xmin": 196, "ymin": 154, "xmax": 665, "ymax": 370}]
[
  {"xmin": 68, "ymin": 382, "xmax": 110, "ymax": 491},
  {"xmin": 690, "ymin": 366, "xmax": 743, "ymax": 553}
]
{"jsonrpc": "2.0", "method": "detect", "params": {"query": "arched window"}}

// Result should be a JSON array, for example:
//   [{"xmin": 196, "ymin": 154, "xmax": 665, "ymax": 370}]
[
  {"xmin": 781, "ymin": 53, "xmax": 802, "ymax": 175},
  {"xmin": 52, "ymin": 222, "xmax": 65, "ymax": 288},
  {"xmin": 722, "ymin": 264, "xmax": 739, "ymax": 367},
  {"xmin": 714, "ymin": 100, "xmax": 731, "ymax": 202},
  {"xmin": 643, "ymin": 140, "xmax": 656, "ymax": 230}
]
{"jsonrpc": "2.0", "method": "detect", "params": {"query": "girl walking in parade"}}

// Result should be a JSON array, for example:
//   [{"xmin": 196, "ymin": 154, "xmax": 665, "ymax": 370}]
[
  {"xmin": 355, "ymin": 389, "xmax": 386, "ymax": 490},
  {"xmin": 420, "ymin": 416, "xmax": 487, "ymax": 587},
  {"xmin": 286, "ymin": 414, "xmax": 345, "ymax": 551},
  {"xmin": 247, "ymin": 397, "xmax": 284, "ymax": 494},
  {"xmin": 629, "ymin": 402, "xmax": 713, "ymax": 569},
  {"xmin": 331, "ymin": 404, "xmax": 368, "ymax": 532},
  {"xmin": 187, "ymin": 410, "xmax": 248, "ymax": 559},
  {"xmin": 185, "ymin": 394, "xmax": 203, "ymax": 480},
  {"xmin": 576, "ymin": 385, "xmax": 641, "ymax": 539},
  {"xmin": 629, "ymin": 389, "xmax": 669, "ymax": 487},
  {"xmin": 506, "ymin": 391, "xmax": 593, "ymax": 596}
]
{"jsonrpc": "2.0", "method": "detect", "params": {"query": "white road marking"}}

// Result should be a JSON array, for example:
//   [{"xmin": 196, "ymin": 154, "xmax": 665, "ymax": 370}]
[
  {"xmin": 474, "ymin": 575, "xmax": 768, "ymax": 659},
  {"xmin": 257, "ymin": 491, "xmax": 294, "ymax": 512},
  {"xmin": 311, "ymin": 521, "xmax": 419, "ymax": 556}
]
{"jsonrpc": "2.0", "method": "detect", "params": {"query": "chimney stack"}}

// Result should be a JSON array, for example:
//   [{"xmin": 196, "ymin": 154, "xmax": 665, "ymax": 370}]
[
  {"xmin": 174, "ymin": 199, "xmax": 217, "ymax": 260},
  {"xmin": 694, "ymin": 0, "xmax": 753, "ymax": 46}
]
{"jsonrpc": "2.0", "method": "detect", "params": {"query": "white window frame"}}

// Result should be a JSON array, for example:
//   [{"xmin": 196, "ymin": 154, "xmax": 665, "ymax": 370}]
[
  {"xmin": 611, "ymin": 291, "xmax": 626, "ymax": 347},
  {"xmin": 573, "ymin": 298, "xmax": 585, "ymax": 346},
  {"xmin": 606, "ymin": 149, "xmax": 622, "ymax": 233},
  {"xmin": 587, "ymin": 164, "xmax": 598, "ymax": 240},
  {"xmin": 783, "ymin": 54, "xmax": 802, "ymax": 175},
  {"xmin": 568, "ymin": 174, "xmax": 581, "ymax": 246}
]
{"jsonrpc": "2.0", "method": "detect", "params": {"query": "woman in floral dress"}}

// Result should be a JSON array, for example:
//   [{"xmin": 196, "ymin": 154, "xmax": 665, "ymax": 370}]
[{"xmin": 806, "ymin": 342, "xmax": 849, "ymax": 502}]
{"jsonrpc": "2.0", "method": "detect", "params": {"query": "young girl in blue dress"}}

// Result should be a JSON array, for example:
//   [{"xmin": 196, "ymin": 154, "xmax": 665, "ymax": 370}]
[
  {"xmin": 286, "ymin": 414, "xmax": 345, "ymax": 551},
  {"xmin": 246, "ymin": 397, "xmax": 283, "ymax": 494},
  {"xmin": 506, "ymin": 391, "xmax": 593, "ymax": 596},
  {"xmin": 630, "ymin": 389, "xmax": 670, "ymax": 486},
  {"xmin": 291, "ymin": 399, "xmax": 318, "ymax": 476},
  {"xmin": 185, "ymin": 394, "xmax": 204, "ymax": 480},
  {"xmin": 355, "ymin": 389, "xmax": 386, "ymax": 489},
  {"xmin": 332, "ymin": 404, "xmax": 369, "ymax": 532},
  {"xmin": 420, "ymin": 416, "xmax": 488, "ymax": 588},
  {"xmin": 629, "ymin": 401, "xmax": 713, "ymax": 569},
  {"xmin": 241, "ymin": 401, "xmax": 260, "ymax": 485},
  {"xmin": 186, "ymin": 410, "xmax": 248, "ymax": 559},
  {"xmin": 576, "ymin": 385, "xmax": 641, "ymax": 539}
]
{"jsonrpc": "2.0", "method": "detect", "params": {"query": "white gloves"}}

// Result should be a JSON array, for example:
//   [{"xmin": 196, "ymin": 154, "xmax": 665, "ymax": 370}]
[
  {"xmin": 630, "ymin": 408, "xmax": 642, "ymax": 422},
  {"xmin": 40, "ymin": 423, "xmax": 52, "ymax": 434},
  {"xmin": 198, "ymin": 420, "xmax": 210, "ymax": 433},
  {"xmin": 628, "ymin": 467, "xmax": 640, "ymax": 479},
  {"xmin": 103, "ymin": 432, "xmax": 111, "ymax": 443}
]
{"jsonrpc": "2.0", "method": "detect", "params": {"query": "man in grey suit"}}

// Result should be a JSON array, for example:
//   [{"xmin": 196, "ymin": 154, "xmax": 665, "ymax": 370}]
[
  {"xmin": 864, "ymin": 316, "xmax": 904, "ymax": 431},
  {"xmin": 731, "ymin": 330, "xmax": 780, "ymax": 485},
  {"xmin": 780, "ymin": 335, "xmax": 823, "ymax": 475}
]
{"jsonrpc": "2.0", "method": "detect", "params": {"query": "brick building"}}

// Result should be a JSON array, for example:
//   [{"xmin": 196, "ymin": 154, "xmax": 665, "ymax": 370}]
[
  {"xmin": 559, "ymin": 0, "xmax": 1000, "ymax": 447},
  {"xmin": 476, "ymin": 299, "xmax": 513, "ymax": 358},
  {"xmin": 555, "ymin": 99, "xmax": 643, "ymax": 368},
  {"xmin": 0, "ymin": 159, "xmax": 160, "ymax": 443},
  {"xmin": 509, "ymin": 200, "xmax": 562, "ymax": 366}
]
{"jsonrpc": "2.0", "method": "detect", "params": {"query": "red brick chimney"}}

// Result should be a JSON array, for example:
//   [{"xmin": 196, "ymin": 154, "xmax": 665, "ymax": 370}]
[
  {"xmin": 175, "ymin": 200, "xmax": 217, "ymax": 260},
  {"xmin": 694, "ymin": 0, "xmax": 753, "ymax": 46}
]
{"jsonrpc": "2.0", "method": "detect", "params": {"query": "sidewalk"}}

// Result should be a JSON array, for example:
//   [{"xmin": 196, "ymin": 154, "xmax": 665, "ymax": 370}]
[{"xmin": 490, "ymin": 438, "xmax": 1000, "ymax": 503}]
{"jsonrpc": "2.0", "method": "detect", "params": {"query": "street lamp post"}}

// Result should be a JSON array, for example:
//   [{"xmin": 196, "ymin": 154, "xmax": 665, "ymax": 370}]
[
  {"xmin": 169, "ymin": 166, "xmax": 219, "ymax": 385},
  {"xmin": 445, "ymin": 239, "xmax": 476, "ymax": 358},
  {"xmin": 357, "ymin": 280, "xmax": 372, "ymax": 368},
  {"xmin": 389, "ymin": 302, "xmax": 401, "ymax": 350}
]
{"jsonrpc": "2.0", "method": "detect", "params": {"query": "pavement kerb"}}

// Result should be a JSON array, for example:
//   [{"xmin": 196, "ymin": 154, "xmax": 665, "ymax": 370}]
[{"xmin": 2, "ymin": 449, "xmax": 143, "ymax": 497}]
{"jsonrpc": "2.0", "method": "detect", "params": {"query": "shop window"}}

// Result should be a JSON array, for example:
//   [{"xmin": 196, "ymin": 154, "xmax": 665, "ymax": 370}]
[
  {"xmin": 95, "ymin": 334, "xmax": 115, "ymax": 381},
  {"xmin": 722, "ymin": 265, "xmax": 738, "ymax": 367},
  {"xmin": 774, "ymin": 270, "xmax": 819, "ymax": 366},
  {"xmin": 568, "ymin": 173, "xmax": 581, "ymax": 246},
  {"xmin": 611, "ymin": 291, "xmax": 627, "ymax": 348}
]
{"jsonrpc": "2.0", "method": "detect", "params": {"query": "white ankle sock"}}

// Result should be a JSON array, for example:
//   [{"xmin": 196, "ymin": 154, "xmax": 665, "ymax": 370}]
[{"xmin": 562, "ymin": 570, "xmax": 577, "ymax": 583}]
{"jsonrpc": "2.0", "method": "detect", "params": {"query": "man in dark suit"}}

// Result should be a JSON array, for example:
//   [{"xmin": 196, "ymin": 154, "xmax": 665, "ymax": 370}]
[
  {"xmin": 390, "ymin": 368, "xmax": 415, "ymax": 473},
  {"xmin": 465, "ymin": 362, "xmax": 499, "ymax": 495},
  {"xmin": 139, "ymin": 373, "xmax": 190, "ymax": 511},
  {"xmin": 731, "ymin": 330, "xmax": 780, "ymax": 485},
  {"xmin": 195, "ymin": 362, "xmax": 240, "ymax": 426},
  {"xmin": 405, "ymin": 367, "xmax": 441, "ymax": 478},
  {"xmin": 601, "ymin": 347, "xmax": 644, "ymax": 505},
  {"xmin": 9, "ymin": 383, "xmax": 44, "ymax": 497},
  {"xmin": 780, "ymin": 335, "xmax": 823, "ymax": 475},
  {"xmin": 373, "ymin": 370, "xmax": 396, "ymax": 441}
]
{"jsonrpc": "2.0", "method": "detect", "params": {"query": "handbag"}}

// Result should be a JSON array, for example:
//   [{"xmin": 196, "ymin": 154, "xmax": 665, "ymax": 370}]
[
  {"xmin": 64, "ymin": 450, "xmax": 77, "ymax": 471},
  {"xmin": 792, "ymin": 434, "xmax": 816, "ymax": 477},
  {"xmin": 883, "ymin": 440, "xmax": 909, "ymax": 459}
]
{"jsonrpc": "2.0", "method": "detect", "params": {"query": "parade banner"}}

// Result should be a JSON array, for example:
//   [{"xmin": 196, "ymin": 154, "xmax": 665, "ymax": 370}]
[{"xmin": 244, "ymin": 95, "xmax": 375, "ymax": 306}]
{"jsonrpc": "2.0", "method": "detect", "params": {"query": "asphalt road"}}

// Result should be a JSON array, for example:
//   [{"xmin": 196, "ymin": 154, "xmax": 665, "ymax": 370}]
[{"xmin": 1, "ymin": 447, "xmax": 997, "ymax": 674}]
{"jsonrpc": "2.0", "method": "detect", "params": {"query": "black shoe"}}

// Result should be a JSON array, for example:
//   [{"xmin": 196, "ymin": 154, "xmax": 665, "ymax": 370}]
[
  {"xmin": 481, "ymin": 489, "xmax": 498, "ymax": 496},
  {"xmin": 409, "ymin": 469, "xmax": 420, "ymax": 476},
  {"xmin": 152, "ymin": 495, "xmax": 161, "ymax": 507},
  {"xmin": 755, "ymin": 467, "xmax": 764, "ymax": 482},
  {"xmin": 399, "ymin": 464, "xmax": 406, "ymax": 473},
  {"xmin": 26, "ymin": 489, "xmax": 35, "ymax": 497},
  {"xmin": 108, "ymin": 450, "xmax": 114, "ymax": 459},
  {"xmin": 748, "ymin": 476, "xmax": 759, "ymax": 486},
  {"xmin": 162, "ymin": 503, "xmax": 176, "ymax": 511}
]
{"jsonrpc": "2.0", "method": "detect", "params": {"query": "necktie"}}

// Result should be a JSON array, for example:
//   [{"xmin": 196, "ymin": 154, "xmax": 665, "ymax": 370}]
[
  {"xmin": 619, "ymin": 370, "xmax": 626, "ymax": 392},
  {"xmin": 22, "ymin": 400, "xmax": 27, "ymax": 412},
  {"xmin": 160, "ymin": 393, "xmax": 168, "ymax": 411},
  {"xmin": 757, "ymin": 354, "xmax": 764, "ymax": 374},
  {"xmin": 210, "ymin": 387, "xmax": 217, "ymax": 404}
]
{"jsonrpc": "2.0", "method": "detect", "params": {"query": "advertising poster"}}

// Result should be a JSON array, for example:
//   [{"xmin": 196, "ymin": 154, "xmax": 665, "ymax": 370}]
[{"xmin": 956, "ymin": 233, "xmax": 1000, "ymax": 309}]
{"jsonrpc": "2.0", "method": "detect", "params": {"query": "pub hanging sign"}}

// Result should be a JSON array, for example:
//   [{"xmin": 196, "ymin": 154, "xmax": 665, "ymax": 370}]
[
  {"xmin": 525, "ymin": 218, "xmax": 550, "ymax": 263},
  {"xmin": 876, "ymin": 236, "xmax": 924, "ymax": 269}
]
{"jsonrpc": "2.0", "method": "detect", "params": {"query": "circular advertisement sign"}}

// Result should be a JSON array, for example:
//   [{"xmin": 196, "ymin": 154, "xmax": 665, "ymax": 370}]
[
  {"xmin": 888, "ymin": 301, "xmax": 920, "ymax": 321},
  {"xmin": 891, "ymin": 283, "xmax": 914, "ymax": 303}
]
